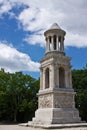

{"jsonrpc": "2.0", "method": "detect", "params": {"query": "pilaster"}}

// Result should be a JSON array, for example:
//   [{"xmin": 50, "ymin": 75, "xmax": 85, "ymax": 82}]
[
  {"xmin": 50, "ymin": 64, "xmax": 55, "ymax": 88},
  {"xmin": 43, "ymin": 69, "xmax": 45, "ymax": 89},
  {"xmin": 56, "ymin": 36, "xmax": 59, "ymax": 51},
  {"xmin": 40, "ymin": 68, "xmax": 43, "ymax": 90}
]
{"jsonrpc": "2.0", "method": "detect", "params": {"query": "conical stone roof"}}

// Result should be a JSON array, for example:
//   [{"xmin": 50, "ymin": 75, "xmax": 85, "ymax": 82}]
[
  {"xmin": 50, "ymin": 23, "xmax": 61, "ymax": 30},
  {"xmin": 44, "ymin": 23, "xmax": 66, "ymax": 36}
]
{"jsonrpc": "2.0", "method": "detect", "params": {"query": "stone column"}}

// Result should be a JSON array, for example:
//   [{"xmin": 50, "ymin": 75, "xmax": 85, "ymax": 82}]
[
  {"xmin": 61, "ymin": 37, "xmax": 64, "ymax": 52},
  {"xmin": 64, "ymin": 68, "xmax": 68, "ymax": 88},
  {"xmin": 56, "ymin": 67, "xmax": 59, "ymax": 88},
  {"xmin": 65, "ymin": 68, "xmax": 72, "ymax": 88},
  {"xmin": 54, "ymin": 64, "xmax": 59, "ymax": 88},
  {"xmin": 40, "ymin": 68, "xmax": 43, "ymax": 90},
  {"xmin": 51, "ymin": 36, "xmax": 54, "ymax": 51},
  {"xmin": 69, "ymin": 69, "xmax": 72, "ymax": 88},
  {"xmin": 48, "ymin": 67, "xmax": 51, "ymax": 88},
  {"xmin": 62, "ymin": 38, "xmax": 64, "ymax": 51},
  {"xmin": 66, "ymin": 68, "xmax": 72, "ymax": 88},
  {"xmin": 46, "ymin": 37, "xmax": 48, "ymax": 53},
  {"xmin": 50, "ymin": 64, "xmax": 55, "ymax": 89},
  {"xmin": 58, "ymin": 37, "xmax": 61, "ymax": 51},
  {"xmin": 48, "ymin": 37, "xmax": 50, "ymax": 52},
  {"xmin": 46, "ymin": 37, "xmax": 50, "ymax": 52},
  {"xmin": 56, "ymin": 36, "xmax": 59, "ymax": 51},
  {"xmin": 60, "ymin": 37, "xmax": 62, "ymax": 51},
  {"xmin": 43, "ymin": 69, "xmax": 45, "ymax": 89}
]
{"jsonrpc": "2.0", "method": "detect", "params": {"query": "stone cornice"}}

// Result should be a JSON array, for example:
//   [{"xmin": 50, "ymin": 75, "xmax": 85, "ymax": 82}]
[
  {"xmin": 38, "ymin": 88, "xmax": 75, "ymax": 96},
  {"xmin": 40, "ymin": 51, "xmax": 71, "ymax": 63}
]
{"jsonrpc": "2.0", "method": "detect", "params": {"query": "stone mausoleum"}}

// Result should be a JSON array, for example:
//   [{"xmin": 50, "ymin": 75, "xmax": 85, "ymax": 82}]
[{"xmin": 28, "ymin": 23, "xmax": 81, "ymax": 127}]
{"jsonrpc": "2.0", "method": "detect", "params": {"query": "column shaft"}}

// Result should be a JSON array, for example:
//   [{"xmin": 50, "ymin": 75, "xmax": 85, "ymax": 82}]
[
  {"xmin": 43, "ymin": 69, "xmax": 45, "ymax": 89},
  {"xmin": 40, "ymin": 69, "xmax": 43, "ymax": 90},
  {"xmin": 65, "ymin": 69, "xmax": 68, "ymax": 88},
  {"xmin": 46, "ymin": 37, "xmax": 50, "ymax": 52},
  {"xmin": 51, "ymin": 36, "xmax": 54, "ymax": 51},
  {"xmin": 56, "ymin": 67, "xmax": 59, "ymax": 87},
  {"xmin": 69, "ymin": 70, "xmax": 72, "ymax": 88},
  {"xmin": 46, "ymin": 38, "xmax": 48, "ymax": 53},
  {"xmin": 48, "ymin": 37, "xmax": 50, "ymax": 51},
  {"xmin": 65, "ymin": 68, "xmax": 72, "ymax": 88},
  {"xmin": 60, "ymin": 37, "xmax": 64, "ymax": 52},
  {"xmin": 50, "ymin": 64, "xmax": 55, "ymax": 88},
  {"xmin": 56, "ymin": 36, "xmax": 59, "ymax": 51}
]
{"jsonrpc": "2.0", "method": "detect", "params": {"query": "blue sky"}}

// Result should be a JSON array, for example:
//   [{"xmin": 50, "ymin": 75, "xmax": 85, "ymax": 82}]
[{"xmin": 0, "ymin": 0, "xmax": 87, "ymax": 79}]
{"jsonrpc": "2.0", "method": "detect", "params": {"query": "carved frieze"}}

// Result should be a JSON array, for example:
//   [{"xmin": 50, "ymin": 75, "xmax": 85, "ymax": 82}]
[
  {"xmin": 39, "ymin": 94, "xmax": 52, "ymax": 108},
  {"xmin": 54, "ymin": 93, "xmax": 75, "ymax": 108}
]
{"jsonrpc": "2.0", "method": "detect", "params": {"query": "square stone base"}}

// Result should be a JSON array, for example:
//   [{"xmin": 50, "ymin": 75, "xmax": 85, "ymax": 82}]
[
  {"xmin": 28, "ymin": 90, "xmax": 82, "ymax": 128},
  {"xmin": 28, "ymin": 108, "xmax": 81, "ymax": 128}
]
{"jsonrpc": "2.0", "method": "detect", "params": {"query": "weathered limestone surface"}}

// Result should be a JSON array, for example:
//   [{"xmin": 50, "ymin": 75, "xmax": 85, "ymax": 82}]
[
  {"xmin": 28, "ymin": 23, "xmax": 82, "ymax": 128},
  {"xmin": 28, "ymin": 90, "xmax": 81, "ymax": 125}
]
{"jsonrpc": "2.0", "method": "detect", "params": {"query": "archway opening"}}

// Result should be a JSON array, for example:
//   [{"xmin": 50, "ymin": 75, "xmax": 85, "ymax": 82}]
[
  {"xmin": 49, "ymin": 36, "xmax": 52, "ymax": 50},
  {"xmin": 59, "ymin": 67, "xmax": 65, "ymax": 88},
  {"xmin": 59, "ymin": 36, "xmax": 61, "ymax": 51},
  {"xmin": 45, "ymin": 68, "xmax": 50, "ymax": 88},
  {"xmin": 53, "ymin": 35, "xmax": 56, "ymax": 50}
]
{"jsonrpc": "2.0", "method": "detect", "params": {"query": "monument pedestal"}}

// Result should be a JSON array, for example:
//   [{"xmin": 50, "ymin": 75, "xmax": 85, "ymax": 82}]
[{"xmin": 28, "ymin": 89, "xmax": 81, "ymax": 127}]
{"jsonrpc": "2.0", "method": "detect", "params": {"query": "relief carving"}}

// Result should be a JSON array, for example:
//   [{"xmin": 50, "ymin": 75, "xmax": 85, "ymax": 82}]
[
  {"xmin": 39, "ymin": 94, "xmax": 52, "ymax": 108},
  {"xmin": 54, "ymin": 94, "xmax": 74, "ymax": 108}
]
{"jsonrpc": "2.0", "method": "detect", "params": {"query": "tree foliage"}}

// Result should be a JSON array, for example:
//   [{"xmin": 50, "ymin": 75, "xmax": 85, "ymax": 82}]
[
  {"xmin": 72, "ymin": 67, "xmax": 87, "ymax": 122},
  {"xmin": 0, "ymin": 69, "xmax": 39, "ymax": 123}
]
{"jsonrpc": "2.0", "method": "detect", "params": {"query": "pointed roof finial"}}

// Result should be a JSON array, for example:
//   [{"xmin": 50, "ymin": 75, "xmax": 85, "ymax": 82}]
[{"xmin": 50, "ymin": 23, "xmax": 61, "ymax": 30}]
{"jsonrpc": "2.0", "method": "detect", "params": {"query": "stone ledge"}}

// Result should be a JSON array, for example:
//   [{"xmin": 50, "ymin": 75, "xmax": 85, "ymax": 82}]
[
  {"xmin": 20, "ymin": 123, "xmax": 87, "ymax": 129},
  {"xmin": 38, "ymin": 88, "xmax": 75, "ymax": 96}
]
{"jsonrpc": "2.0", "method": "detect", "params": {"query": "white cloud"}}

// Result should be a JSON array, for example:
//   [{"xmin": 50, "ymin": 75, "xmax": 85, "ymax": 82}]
[
  {"xmin": 16, "ymin": 0, "xmax": 87, "ymax": 48},
  {"xmin": 0, "ymin": 1, "xmax": 13, "ymax": 17},
  {"xmin": 0, "ymin": 41, "xmax": 40, "ymax": 73},
  {"xmin": 18, "ymin": 7, "xmax": 64, "ymax": 32},
  {"xmin": 24, "ymin": 34, "xmax": 45, "ymax": 47},
  {"xmin": 18, "ymin": 6, "xmax": 65, "ymax": 46},
  {"xmin": 0, "ymin": 0, "xmax": 87, "ymax": 48},
  {"xmin": 65, "ymin": 32, "xmax": 87, "ymax": 48}
]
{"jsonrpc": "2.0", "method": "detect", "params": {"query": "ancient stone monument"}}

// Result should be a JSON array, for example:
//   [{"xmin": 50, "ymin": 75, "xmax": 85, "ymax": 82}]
[{"xmin": 28, "ymin": 23, "xmax": 81, "ymax": 128}]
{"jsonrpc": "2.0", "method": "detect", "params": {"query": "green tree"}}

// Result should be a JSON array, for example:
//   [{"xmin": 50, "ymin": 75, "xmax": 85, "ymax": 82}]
[
  {"xmin": 0, "ymin": 69, "xmax": 39, "ymax": 122},
  {"xmin": 72, "ymin": 68, "xmax": 87, "ymax": 122}
]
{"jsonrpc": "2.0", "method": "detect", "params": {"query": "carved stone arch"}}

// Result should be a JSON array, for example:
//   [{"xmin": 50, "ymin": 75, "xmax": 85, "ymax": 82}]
[
  {"xmin": 59, "ymin": 67, "xmax": 65, "ymax": 88},
  {"xmin": 45, "ymin": 68, "xmax": 50, "ymax": 89}
]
